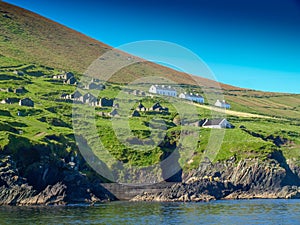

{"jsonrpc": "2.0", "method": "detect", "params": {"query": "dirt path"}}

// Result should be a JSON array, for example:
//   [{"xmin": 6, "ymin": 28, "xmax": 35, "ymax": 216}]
[
  {"xmin": 34, "ymin": 131, "xmax": 46, "ymax": 137},
  {"xmin": 193, "ymin": 103, "xmax": 273, "ymax": 119}
]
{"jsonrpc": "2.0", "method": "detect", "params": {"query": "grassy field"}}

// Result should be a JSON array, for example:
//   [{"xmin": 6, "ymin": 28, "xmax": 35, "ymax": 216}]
[{"xmin": 1, "ymin": 56, "xmax": 299, "ymax": 176}]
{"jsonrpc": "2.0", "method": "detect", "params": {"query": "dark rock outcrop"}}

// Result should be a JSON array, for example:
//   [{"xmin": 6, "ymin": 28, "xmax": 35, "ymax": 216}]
[
  {"xmin": 131, "ymin": 179, "xmax": 236, "ymax": 202},
  {"xmin": 20, "ymin": 182, "xmax": 67, "ymax": 205},
  {"xmin": 132, "ymin": 156, "xmax": 300, "ymax": 202},
  {"xmin": 0, "ymin": 155, "xmax": 116, "ymax": 206}
]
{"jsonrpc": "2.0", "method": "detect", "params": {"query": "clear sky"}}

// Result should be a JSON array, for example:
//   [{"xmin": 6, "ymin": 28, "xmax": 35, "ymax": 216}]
[{"xmin": 4, "ymin": 0, "xmax": 300, "ymax": 93}]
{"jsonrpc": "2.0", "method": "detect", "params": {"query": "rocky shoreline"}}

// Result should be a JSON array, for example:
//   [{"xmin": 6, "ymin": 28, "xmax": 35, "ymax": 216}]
[
  {"xmin": 1, "ymin": 149, "xmax": 300, "ymax": 205},
  {"xmin": 131, "ymin": 154, "xmax": 300, "ymax": 202},
  {"xmin": 0, "ymin": 155, "xmax": 116, "ymax": 206},
  {"xmin": 131, "ymin": 180, "xmax": 300, "ymax": 202}
]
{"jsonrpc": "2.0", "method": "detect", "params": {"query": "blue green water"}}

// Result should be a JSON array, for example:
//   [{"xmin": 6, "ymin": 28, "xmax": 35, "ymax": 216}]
[{"xmin": 0, "ymin": 199, "xmax": 299, "ymax": 224}]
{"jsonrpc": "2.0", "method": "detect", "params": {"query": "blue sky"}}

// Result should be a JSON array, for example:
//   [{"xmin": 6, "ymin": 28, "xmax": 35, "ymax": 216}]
[{"xmin": 4, "ymin": 0, "xmax": 300, "ymax": 93}]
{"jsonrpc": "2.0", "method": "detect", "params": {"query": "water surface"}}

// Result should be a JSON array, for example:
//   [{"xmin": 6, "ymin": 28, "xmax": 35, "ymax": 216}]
[{"xmin": 1, "ymin": 199, "xmax": 299, "ymax": 224}]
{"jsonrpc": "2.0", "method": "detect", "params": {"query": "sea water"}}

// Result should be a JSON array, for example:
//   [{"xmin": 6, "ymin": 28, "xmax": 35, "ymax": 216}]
[{"xmin": 0, "ymin": 199, "xmax": 299, "ymax": 224}]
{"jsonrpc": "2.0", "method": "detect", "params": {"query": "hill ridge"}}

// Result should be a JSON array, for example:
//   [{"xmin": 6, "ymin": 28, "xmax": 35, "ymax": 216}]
[
  {"xmin": 0, "ymin": 1, "xmax": 242, "ymax": 90},
  {"xmin": 0, "ymin": 1, "xmax": 299, "ymax": 120}
]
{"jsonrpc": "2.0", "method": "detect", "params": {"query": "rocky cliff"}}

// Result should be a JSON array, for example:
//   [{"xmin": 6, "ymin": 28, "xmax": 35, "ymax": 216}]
[
  {"xmin": 2, "ymin": 149, "xmax": 300, "ymax": 205},
  {"xmin": 0, "ymin": 154, "xmax": 116, "ymax": 206},
  {"xmin": 132, "ymin": 152, "xmax": 300, "ymax": 202},
  {"xmin": 1, "ymin": 129, "xmax": 300, "ymax": 205}
]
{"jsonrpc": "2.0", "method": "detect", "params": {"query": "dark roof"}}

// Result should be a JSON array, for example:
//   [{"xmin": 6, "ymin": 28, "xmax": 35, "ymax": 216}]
[
  {"xmin": 110, "ymin": 109, "xmax": 119, "ymax": 116},
  {"xmin": 131, "ymin": 110, "xmax": 141, "ymax": 117},
  {"xmin": 99, "ymin": 98, "xmax": 114, "ymax": 106},
  {"xmin": 151, "ymin": 102, "xmax": 162, "ymax": 109},
  {"xmin": 136, "ymin": 102, "xmax": 146, "ymax": 109},
  {"xmin": 83, "ymin": 93, "xmax": 97, "ymax": 102},
  {"xmin": 83, "ymin": 93, "xmax": 95, "ymax": 98},
  {"xmin": 88, "ymin": 82, "xmax": 105, "ymax": 89},
  {"xmin": 66, "ymin": 72, "xmax": 74, "ymax": 77},
  {"xmin": 14, "ymin": 87, "xmax": 26, "ymax": 93},
  {"xmin": 72, "ymin": 91, "xmax": 82, "ymax": 98},
  {"xmin": 19, "ymin": 98, "xmax": 34, "ymax": 106},
  {"xmin": 1, "ymin": 97, "xmax": 19, "ymax": 104},
  {"xmin": 20, "ymin": 97, "xmax": 33, "ymax": 102},
  {"xmin": 64, "ymin": 76, "xmax": 76, "ymax": 85},
  {"xmin": 203, "ymin": 118, "xmax": 225, "ymax": 126}
]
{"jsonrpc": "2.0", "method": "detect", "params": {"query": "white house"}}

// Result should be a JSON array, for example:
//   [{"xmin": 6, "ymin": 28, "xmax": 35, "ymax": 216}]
[
  {"xmin": 202, "ymin": 118, "xmax": 233, "ymax": 129},
  {"xmin": 149, "ymin": 85, "xmax": 177, "ymax": 97},
  {"xmin": 179, "ymin": 92, "xmax": 204, "ymax": 104},
  {"xmin": 215, "ymin": 100, "xmax": 231, "ymax": 109}
]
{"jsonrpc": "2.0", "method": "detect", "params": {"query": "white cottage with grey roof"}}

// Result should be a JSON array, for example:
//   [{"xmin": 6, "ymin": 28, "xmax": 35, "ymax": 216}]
[
  {"xmin": 179, "ymin": 92, "xmax": 204, "ymax": 104},
  {"xmin": 202, "ymin": 118, "xmax": 233, "ymax": 129},
  {"xmin": 149, "ymin": 85, "xmax": 177, "ymax": 97},
  {"xmin": 215, "ymin": 100, "xmax": 231, "ymax": 109}
]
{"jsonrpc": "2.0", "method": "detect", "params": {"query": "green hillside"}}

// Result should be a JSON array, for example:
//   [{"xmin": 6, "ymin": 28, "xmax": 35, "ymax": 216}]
[
  {"xmin": 1, "ymin": 2, "xmax": 299, "ymax": 120},
  {"xmin": 0, "ymin": 2, "xmax": 299, "ymax": 183},
  {"xmin": 0, "ymin": 55, "xmax": 299, "ymax": 180}
]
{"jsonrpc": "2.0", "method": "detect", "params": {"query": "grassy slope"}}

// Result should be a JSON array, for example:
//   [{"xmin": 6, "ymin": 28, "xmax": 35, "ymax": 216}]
[
  {"xmin": 0, "ymin": 3, "xmax": 299, "ymax": 174},
  {"xmin": 0, "ymin": 2, "xmax": 110, "ymax": 72},
  {"xmin": 224, "ymin": 91, "xmax": 300, "ymax": 120},
  {"xmin": 0, "ymin": 56, "xmax": 299, "ymax": 174}
]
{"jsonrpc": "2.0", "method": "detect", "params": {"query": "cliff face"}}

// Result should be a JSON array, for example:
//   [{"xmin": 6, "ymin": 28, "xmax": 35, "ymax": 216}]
[
  {"xmin": 193, "ymin": 151, "xmax": 300, "ymax": 191},
  {"xmin": 0, "ymin": 153, "xmax": 116, "ymax": 206},
  {"xmin": 132, "ymin": 154, "xmax": 300, "ymax": 202},
  {"xmin": 2, "ymin": 144, "xmax": 300, "ymax": 205}
]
